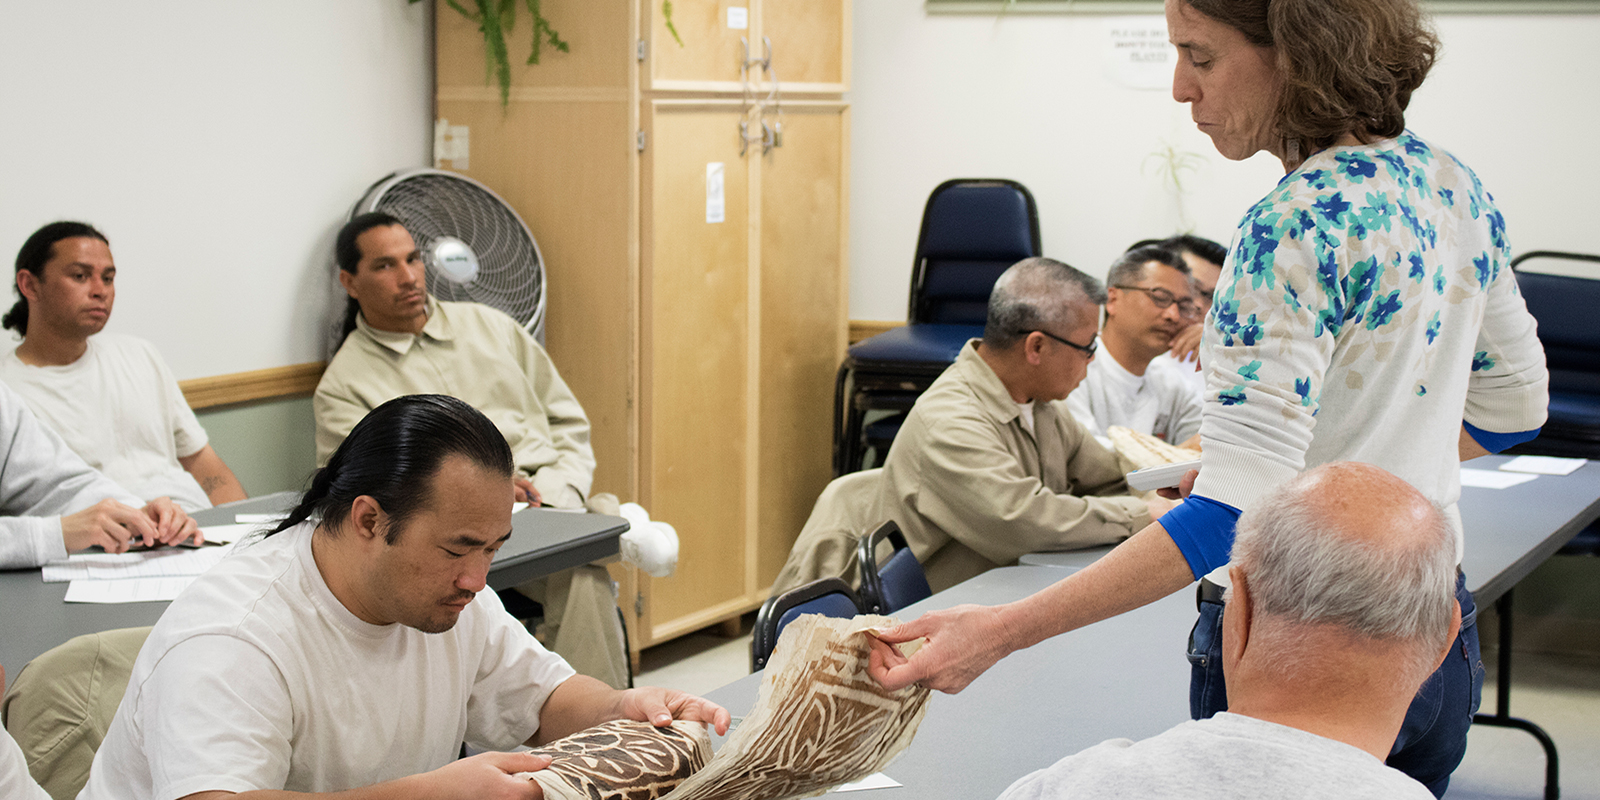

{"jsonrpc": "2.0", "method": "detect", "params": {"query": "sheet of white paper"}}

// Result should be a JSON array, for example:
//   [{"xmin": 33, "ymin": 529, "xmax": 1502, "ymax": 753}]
[
  {"xmin": 1499, "ymin": 455, "xmax": 1587, "ymax": 476},
  {"xmin": 200, "ymin": 523, "xmax": 257, "ymax": 544},
  {"xmin": 833, "ymin": 773, "xmax": 902, "ymax": 792},
  {"xmin": 1460, "ymin": 468, "xmax": 1539, "ymax": 489},
  {"xmin": 64, "ymin": 576, "xmax": 196, "ymax": 603},
  {"xmin": 41, "ymin": 545, "xmax": 233, "ymax": 583},
  {"xmin": 234, "ymin": 513, "xmax": 283, "ymax": 524},
  {"xmin": 726, "ymin": 6, "xmax": 748, "ymax": 29},
  {"xmin": 513, "ymin": 502, "xmax": 529, "ymax": 513}
]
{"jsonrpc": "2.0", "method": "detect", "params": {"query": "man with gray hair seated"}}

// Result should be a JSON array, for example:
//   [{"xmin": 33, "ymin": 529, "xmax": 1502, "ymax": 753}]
[
  {"xmin": 774, "ymin": 257, "xmax": 1171, "ymax": 595},
  {"xmin": 998, "ymin": 461, "xmax": 1456, "ymax": 799}
]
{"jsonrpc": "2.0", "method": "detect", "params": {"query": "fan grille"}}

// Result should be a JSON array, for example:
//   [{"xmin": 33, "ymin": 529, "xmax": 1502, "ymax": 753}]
[{"xmin": 365, "ymin": 173, "xmax": 544, "ymax": 331}]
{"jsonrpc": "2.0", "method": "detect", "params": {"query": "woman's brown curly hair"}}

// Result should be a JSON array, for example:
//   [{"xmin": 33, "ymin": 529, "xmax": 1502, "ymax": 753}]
[{"xmin": 1184, "ymin": 0, "xmax": 1440, "ymax": 156}]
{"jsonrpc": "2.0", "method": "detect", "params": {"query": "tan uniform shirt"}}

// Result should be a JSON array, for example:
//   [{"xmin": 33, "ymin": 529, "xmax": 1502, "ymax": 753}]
[
  {"xmin": 313, "ymin": 298, "xmax": 595, "ymax": 506},
  {"xmin": 882, "ymin": 341, "xmax": 1150, "ymax": 589}
]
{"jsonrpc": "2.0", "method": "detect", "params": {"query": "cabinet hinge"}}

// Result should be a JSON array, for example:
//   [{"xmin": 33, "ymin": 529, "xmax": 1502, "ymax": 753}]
[
  {"xmin": 637, "ymin": 39, "xmax": 648, "ymax": 62},
  {"xmin": 636, "ymin": 131, "xmax": 647, "ymax": 152},
  {"xmin": 634, "ymin": 593, "xmax": 645, "ymax": 616}
]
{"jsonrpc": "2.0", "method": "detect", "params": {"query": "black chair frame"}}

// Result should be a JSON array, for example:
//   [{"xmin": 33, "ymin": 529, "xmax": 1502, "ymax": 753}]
[
  {"xmin": 750, "ymin": 577, "xmax": 863, "ymax": 672},
  {"xmin": 856, "ymin": 521, "xmax": 928, "ymax": 615}
]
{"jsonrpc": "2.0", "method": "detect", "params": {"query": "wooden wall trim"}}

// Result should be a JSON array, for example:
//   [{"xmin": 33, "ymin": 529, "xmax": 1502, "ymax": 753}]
[
  {"xmin": 179, "ymin": 362, "xmax": 326, "ymax": 411},
  {"xmin": 178, "ymin": 327, "xmax": 893, "ymax": 409},
  {"xmin": 848, "ymin": 319, "xmax": 902, "ymax": 344}
]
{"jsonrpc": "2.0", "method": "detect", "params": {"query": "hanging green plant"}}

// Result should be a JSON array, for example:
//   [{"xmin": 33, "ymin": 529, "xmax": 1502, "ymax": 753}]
[
  {"xmin": 663, "ymin": 1, "xmax": 685, "ymax": 47},
  {"xmin": 415, "ymin": 0, "xmax": 569, "ymax": 107},
  {"xmin": 419, "ymin": 1, "xmax": 684, "ymax": 108}
]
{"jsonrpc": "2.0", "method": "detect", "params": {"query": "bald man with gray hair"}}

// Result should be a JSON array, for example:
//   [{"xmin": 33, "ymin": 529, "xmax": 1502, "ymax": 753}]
[
  {"xmin": 999, "ymin": 462, "xmax": 1456, "ymax": 799},
  {"xmin": 773, "ymin": 258, "xmax": 1170, "ymax": 596}
]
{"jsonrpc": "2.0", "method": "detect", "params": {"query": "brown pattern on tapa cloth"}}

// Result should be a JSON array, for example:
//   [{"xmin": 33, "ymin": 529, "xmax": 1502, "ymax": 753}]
[
  {"xmin": 659, "ymin": 614, "xmax": 931, "ymax": 800},
  {"xmin": 515, "ymin": 719, "xmax": 712, "ymax": 800}
]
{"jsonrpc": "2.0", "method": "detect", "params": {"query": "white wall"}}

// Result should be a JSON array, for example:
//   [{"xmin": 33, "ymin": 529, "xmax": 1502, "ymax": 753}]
[
  {"xmin": 0, "ymin": 1, "xmax": 432, "ymax": 378},
  {"xmin": 847, "ymin": 3, "xmax": 1600, "ymax": 321}
]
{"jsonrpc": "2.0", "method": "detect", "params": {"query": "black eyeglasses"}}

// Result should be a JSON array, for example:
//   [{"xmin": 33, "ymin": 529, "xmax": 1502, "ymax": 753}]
[
  {"xmin": 1028, "ymin": 329, "xmax": 1098, "ymax": 358},
  {"xmin": 1114, "ymin": 285, "xmax": 1202, "ymax": 319}
]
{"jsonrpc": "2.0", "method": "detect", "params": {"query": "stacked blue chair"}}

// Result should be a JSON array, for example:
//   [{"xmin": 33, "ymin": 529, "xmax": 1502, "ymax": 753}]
[
  {"xmin": 750, "ymin": 578, "xmax": 863, "ymax": 671},
  {"xmin": 1506, "ymin": 251, "xmax": 1600, "ymax": 555},
  {"xmin": 856, "ymin": 521, "xmax": 933, "ymax": 615},
  {"xmin": 834, "ymin": 179, "xmax": 1042, "ymax": 475}
]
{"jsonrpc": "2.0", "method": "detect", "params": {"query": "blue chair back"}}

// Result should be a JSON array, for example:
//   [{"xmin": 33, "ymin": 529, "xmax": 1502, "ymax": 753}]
[
  {"xmin": 751, "ymin": 578, "xmax": 862, "ymax": 671},
  {"xmin": 1515, "ymin": 253, "xmax": 1600, "ymax": 391},
  {"xmin": 857, "ymin": 521, "xmax": 933, "ymax": 615},
  {"xmin": 1509, "ymin": 252, "xmax": 1600, "ymax": 460},
  {"xmin": 909, "ymin": 179, "xmax": 1042, "ymax": 325}
]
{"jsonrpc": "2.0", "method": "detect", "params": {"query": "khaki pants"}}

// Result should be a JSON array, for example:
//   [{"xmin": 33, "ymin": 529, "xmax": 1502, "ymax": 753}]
[
  {"xmin": 2, "ymin": 627, "xmax": 151, "ymax": 800},
  {"xmin": 515, "ymin": 565, "xmax": 629, "ymax": 689}
]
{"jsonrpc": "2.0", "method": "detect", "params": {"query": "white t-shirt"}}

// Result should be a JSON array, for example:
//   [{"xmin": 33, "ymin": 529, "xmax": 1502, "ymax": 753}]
[
  {"xmin": 1158, "ymin": 351, "xmax": 1207, "ymax": 397},
  {"xmin": 998, "ymin": 712, "xmax": 1434, "ymax": 800},
  {"xmin": 80, "ymin": 522, "xmax": 577, "ymax": 800},
  {"xmin": 0, "ymin": 726, "xmax": 49, "ymax": 800},
  {"xmin": 0, "ymin": 334, "xmax": 211, "ymax": 511},
  {"xmin": 1066, "ymin": 351, "xmax": 1203, "ymax": 444}
]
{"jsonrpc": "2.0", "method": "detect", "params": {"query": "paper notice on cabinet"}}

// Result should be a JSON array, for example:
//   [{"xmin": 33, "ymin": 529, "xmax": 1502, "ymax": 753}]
[
  {"xmin": 706, "ymin": 162, "xmax": 726, "ymax": 223},
  {"xmin": 727, "ymin": 7, "xmax": 748, "ymax": 29}
]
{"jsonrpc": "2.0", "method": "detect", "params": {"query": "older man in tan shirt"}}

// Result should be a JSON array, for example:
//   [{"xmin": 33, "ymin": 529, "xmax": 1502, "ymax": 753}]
[
  {"xmin": 775, "ymin": 257, "xmax": 1169, "ymax": 595},
  {"xmin": 313, "ymin": 212, "xmax": 625, "ymax": 689}
]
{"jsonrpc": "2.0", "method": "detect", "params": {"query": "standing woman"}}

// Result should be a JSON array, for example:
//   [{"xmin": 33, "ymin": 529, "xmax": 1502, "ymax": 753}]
[
  {"xmin": 1166, "ymin": 0, "xmax": 1549, "ymax": 794},
  {"xmin": 868, "ymin": 0, "xmax": 1548, "ymax": 796}
]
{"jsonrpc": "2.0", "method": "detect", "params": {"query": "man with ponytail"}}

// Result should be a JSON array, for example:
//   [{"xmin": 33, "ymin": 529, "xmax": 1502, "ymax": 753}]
[
  {"xmin": 82, "ymin": 394, "xmax": 729, "ymax": 800},
  {"xmin": 0, "ymin": 221, "xmax": 247, "ymax": 511}
]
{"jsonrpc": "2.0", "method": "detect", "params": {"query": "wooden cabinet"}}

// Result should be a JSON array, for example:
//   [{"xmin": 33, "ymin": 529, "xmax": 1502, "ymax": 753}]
[{"xmin": 435, "ymin": 1, "xmax": 849, "ymax": 659}]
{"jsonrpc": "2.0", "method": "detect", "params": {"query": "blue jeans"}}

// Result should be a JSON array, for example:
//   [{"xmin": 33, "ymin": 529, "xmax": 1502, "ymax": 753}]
[{"xmin": 1187, "ymin": 571, "xmax": 1484, "ymax": 798}]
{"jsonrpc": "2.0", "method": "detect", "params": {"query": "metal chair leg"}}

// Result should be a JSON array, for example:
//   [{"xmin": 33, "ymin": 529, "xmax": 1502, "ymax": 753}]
[{"xmin": 1471, "ymin": 590, "xmax": 1560, "ymax": 800}]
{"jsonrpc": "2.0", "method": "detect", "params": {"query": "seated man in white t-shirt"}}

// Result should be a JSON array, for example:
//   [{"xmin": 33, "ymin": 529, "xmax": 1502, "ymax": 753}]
[
  {"xmin": 1147, "ymin": 234, "xmax": 1228, "ymax": 395},
  {"xmin": 1065, "ymin": 245, "xmax": 1203, "ymax": 446},
  {"xmin": 81, "ymin": 394, "xmax": 729, "ymax": 800},
  {"xmin": 997, "ymin": 462, "xmax": 1455, "ymax": 800},
  {"xmin": 0, "ymin": 221, "xmax": 245, "ymax": 512}
]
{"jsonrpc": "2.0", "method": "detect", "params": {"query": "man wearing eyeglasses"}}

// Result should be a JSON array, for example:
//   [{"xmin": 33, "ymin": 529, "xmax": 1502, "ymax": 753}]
[
  {"xmin": 1066, "ymin": 244, "xmax": 1204, "ymax": 448},
  {"xmin": 774, "ymin": 257, "xmax": 1173, "ymax": 597}
]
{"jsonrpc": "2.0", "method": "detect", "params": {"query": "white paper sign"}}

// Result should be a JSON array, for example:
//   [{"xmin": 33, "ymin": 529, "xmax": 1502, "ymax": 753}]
[
  {"xmin": 727, "ymin": 7, "xmax": 748, "ymax": 29},
  {"xmin": 706, "ymin": 162, "xmax": 726, "ymax": 224},
  {"xmin": 1103, "ymin": 17, "xmax": 1174, "ymax": 91}
]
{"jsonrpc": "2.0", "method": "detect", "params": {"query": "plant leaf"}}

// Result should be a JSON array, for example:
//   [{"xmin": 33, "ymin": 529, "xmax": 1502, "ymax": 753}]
[
  {"xmin": 663, "ymin": 1, "xmax": 685, "ymax": 47},
  {"xmin": 474, "ymin": 0, "xmax": 512, "ymax": 107}
]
